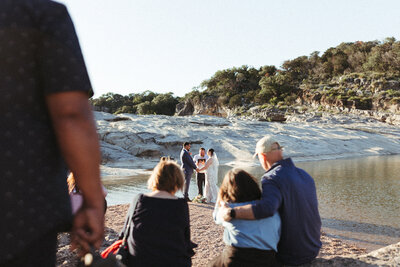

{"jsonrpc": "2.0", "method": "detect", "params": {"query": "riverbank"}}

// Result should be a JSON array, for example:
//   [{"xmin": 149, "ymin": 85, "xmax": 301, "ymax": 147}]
[{"xmin": 56, "ymin": 203, "xmax": 400, "ymax": 267}]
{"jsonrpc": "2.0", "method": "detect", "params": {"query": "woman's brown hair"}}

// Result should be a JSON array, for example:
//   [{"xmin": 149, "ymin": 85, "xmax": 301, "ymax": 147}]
[
  {"xmin": 147, "ymin": 157, "xmax": 185, "ymax": 193},
  {"xmin": 218, "ymin": 169, "xmax": 261, "ymax": 203}
]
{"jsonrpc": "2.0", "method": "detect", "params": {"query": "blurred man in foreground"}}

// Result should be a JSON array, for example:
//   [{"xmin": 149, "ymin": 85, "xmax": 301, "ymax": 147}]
[{"xmin": 0, "ymin": 1, "xmax": 104, "ymax": 266}]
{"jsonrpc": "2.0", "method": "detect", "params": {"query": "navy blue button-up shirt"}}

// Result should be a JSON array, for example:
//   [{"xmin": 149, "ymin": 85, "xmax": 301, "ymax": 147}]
[{"xmin": 252, "ymin": 158, "xmax": 322, "ymax": 265}]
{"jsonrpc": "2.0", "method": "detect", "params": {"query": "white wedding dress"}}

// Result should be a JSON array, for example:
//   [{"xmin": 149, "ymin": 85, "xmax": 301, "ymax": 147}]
[{"xmin": 204, "ymin": 153, "xmax": 219, "ymax": 203}]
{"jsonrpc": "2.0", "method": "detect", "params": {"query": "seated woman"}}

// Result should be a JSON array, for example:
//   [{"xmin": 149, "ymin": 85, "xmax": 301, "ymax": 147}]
[
  {"xmin": 122, "ymin": 158, "xmax": 196, "ymax": 267},
  {"xmin": 210, "ymin": 169, "xmax": 281, "ymax": 267}
]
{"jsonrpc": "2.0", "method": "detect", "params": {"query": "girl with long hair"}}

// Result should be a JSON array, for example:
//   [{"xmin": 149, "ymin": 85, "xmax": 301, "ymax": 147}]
[{"xmin": 209, "ymin": 169, "xmax": 281, "ymax": 267}]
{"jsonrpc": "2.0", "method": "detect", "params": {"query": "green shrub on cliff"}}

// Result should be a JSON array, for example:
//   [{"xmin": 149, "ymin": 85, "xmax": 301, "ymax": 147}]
[{"xmin": 91, "ymin": 91, "xmax": 179, "ymax": 115}]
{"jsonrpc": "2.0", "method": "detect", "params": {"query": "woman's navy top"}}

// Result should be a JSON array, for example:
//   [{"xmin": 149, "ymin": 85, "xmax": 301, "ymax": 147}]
[{"xmin": 124, "ymin": 194, "xmax": 196, "ymax": 267}]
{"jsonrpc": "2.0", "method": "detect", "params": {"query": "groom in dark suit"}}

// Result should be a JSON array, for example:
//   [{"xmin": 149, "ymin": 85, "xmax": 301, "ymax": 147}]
[{"xmin": 180, "ymin": 142, "xmax": 199, "ymax": 201}]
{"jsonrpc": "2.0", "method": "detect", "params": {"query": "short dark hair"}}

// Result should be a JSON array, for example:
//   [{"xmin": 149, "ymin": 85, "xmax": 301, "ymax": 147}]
[
  {"xmin": 183, "ymin": 142, "xmax": 191, "ymax": 147},
  {"xmin": 200, "ymin": 147, "xmax": 205, "ymax": 151},
  {"xmin": 208, "ymin": 148, "xmax": 214, "ymax": 156},
  {"xmin": 218, "ymin": 169, "xmax": 261, "ymax": 203}
]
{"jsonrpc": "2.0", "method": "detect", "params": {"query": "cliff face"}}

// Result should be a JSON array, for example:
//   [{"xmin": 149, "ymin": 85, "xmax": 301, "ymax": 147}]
[
  {"xmin": 176, "ymin": 76, "xmax": 400, "ymax": 125},
  {"xmin": 298, "ymin": 77, "xmax": 400, "ymax": 113},
  {"xmin": 176, "ymin": 96, "xmax": 230, "ymax": 117}
]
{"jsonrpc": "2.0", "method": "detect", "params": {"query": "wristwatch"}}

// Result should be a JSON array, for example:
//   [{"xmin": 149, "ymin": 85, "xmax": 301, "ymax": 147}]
[{"xmin": 229, "ymin": 208, "xmax": 236, "ymax": 219}]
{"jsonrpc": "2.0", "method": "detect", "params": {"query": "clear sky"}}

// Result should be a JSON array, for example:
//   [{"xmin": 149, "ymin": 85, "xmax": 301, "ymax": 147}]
[{"xmin": 58, "ymin": 0, "xmax": 400, "ymax": 97}]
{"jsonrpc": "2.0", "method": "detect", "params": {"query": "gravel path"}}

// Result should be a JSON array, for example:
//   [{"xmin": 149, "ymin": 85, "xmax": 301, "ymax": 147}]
[{"xmin": 57, "ymin": 203, "xmax": 367, "ymax": 266}]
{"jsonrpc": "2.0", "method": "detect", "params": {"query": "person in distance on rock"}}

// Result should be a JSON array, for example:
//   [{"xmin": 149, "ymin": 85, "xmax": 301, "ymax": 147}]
[
  {"xmin": 180, "ymin": 142, "xmax": 200, "ymax": 201},
  {"xmin": 198, "ymin": 148, "xmax": 220, "ymax": 203},
  {"xmin": 193, "ymin": 147, "xmax": 209, "ymax": 197}
]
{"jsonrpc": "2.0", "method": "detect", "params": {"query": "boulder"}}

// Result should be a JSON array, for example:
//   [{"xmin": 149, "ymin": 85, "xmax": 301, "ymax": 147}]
[
  {"xmin": 176, "ymin": 96, "xmax": 229, "ymax": 117},
  {"xmin": 269, "ymin": 112, "xmax": 286, "ymax": 122}
]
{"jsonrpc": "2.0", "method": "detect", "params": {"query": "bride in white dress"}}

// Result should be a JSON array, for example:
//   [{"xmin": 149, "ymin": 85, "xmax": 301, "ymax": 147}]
[{"xmin": 199, "ymin": 148, "xmax": 219, "ymax": 203}]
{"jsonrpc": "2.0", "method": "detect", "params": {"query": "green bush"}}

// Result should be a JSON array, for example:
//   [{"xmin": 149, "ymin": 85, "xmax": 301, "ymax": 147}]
[
  {"xmin": 229, "ymin": 95, "xmax": 242, "ymax": 108},
  {"xmin": 115, "ymin": 105, "xmax": 136, "ymax": 114},
  {"xmin": 136, "ymin": 101, "xmax": 153, "ymax": 115},
  {"xmin": 151, "ymin": 93, "xmax": 179, "ymax": 115}
]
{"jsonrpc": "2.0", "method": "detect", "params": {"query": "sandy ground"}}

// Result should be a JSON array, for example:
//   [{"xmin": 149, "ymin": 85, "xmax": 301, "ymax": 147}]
[{"xmin": 57, "ymin": 203, "xmax": 367, "ymax": 266}]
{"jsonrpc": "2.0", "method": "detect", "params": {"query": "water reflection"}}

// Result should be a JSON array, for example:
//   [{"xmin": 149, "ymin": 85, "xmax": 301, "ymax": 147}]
[
  {"xmin": 296, "ymin": 155, "xmax": 400, "ymax": 250},
  {"xmin": 103, "ymin": 155, "xmax": 400, "ymax": 251}
]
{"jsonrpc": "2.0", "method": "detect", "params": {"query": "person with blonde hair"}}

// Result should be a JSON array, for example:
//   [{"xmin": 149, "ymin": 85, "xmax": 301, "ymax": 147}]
[
  {"xmin": 122, "ymin": 157, "xmax": 196, "ymax": 266},
  {"xmin": 210, "ymin": 169, "xmax": 281, "ymax": 267}
]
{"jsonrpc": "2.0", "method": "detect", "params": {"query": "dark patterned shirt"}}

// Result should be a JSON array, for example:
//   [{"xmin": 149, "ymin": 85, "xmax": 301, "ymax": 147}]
[{"xmin": 0, "ymin": 0, "xmax": 92, "ymax": 261}]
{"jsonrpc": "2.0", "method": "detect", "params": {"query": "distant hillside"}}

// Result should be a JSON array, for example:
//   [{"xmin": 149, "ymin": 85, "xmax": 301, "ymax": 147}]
[{"xmin": 91, "ymin": 37, "xmax": 400, "ymax": 119}]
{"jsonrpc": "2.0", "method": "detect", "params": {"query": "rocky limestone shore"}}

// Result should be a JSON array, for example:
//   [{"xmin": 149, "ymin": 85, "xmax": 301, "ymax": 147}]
[
  {"xmin": 95, "ymin": 111, "xmax": 400, "ymax": 176},
  {"xmin": 57, "ymin": 204, "xmax": 400, "ymax": 267}
]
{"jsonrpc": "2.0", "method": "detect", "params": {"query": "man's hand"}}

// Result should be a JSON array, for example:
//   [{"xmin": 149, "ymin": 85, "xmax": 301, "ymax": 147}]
[
  {"xmin": 46, "ymin": 91, "xmax": 105, "ymax": 255},
  {"xmin": 196, "ymin": 168, "xmax": 200, "ymax": 173},
  {"xmin": 71, "ymin": 205, "xmax": 104, "ymax": 256}
]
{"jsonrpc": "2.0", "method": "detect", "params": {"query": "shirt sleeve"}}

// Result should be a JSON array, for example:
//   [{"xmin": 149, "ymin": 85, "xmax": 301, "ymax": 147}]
[
  {"xmin": 251, "ymin": 177, "xmax": 282, "ymax": 219},
  {"xmin": 185, "ymin": 152, "xmax": 197, "ymax": 170},
  {"xmin": 37, "ymin": 1, "xmax": 93, "ymax": 97},
  {"xmin": 212, "ymin": 203, "xmax": 223, "ymax": 225}
]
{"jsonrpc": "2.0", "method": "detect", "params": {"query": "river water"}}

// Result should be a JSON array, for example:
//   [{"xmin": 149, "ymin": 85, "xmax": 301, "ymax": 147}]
[{"xmin": 102, "ymin": 155, "xmax": 400, "ymax": 251}]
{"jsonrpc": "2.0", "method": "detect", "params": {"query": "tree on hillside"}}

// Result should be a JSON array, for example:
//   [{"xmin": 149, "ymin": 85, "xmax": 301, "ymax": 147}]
[
  {"xmin": 331, "ymin": 50, "xmax": 349, "ymax": 75},
  {"xmin": 281, "ymin": 56, "xmax": 311, "ymax": 82},
  {"xmin": 91, "ymin": 91, "xmax": 180, "ymax": 115},
  {"xmin": 259, "ymin": 65, "xmax": 277, "ymax": 77},
  {"xmin": 200, "ymin": 65, "xmax": 262, "ymax": 96},
  {"xmin": 132, "ymin": 90, "xmax": 158, "ymax": 105},
  {"xmin": 137, "ymin": 101, "xmax": 153, "ymax": 115},
  {"xmin": 151, "ymin": 93, "xmax": 179, "ymax": 115},
  {"xmin": 256, "ymin": 73, "xmax": 297, "ymax": 104}
]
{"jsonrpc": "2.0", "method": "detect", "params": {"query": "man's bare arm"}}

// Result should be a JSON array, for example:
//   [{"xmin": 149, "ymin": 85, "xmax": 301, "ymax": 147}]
[
  {"xmin": 219, "ymin": 202, "xmax": 256, "ymax": 221},
  {"xmin": 46, "ymin": 91, "xmax": 104, "ymax": 253},
  {"xmin": 234, "ymin": 204, "xmax": 256, "ymax": 219}
]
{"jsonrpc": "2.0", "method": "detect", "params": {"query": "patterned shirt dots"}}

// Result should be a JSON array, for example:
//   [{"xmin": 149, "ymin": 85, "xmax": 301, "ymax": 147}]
[{"xmin": 0, "ymin": 0, "xmax": 93, "ymax": 261}]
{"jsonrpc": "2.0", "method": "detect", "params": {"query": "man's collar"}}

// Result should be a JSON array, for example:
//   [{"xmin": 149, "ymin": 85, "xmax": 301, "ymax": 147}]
[{"xmin": 266, "ymin": 158, "xmax": 292, "ymax": 173}]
